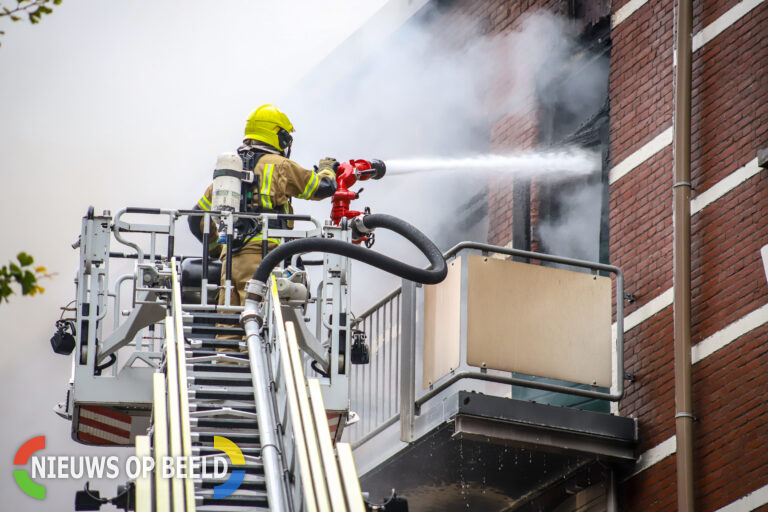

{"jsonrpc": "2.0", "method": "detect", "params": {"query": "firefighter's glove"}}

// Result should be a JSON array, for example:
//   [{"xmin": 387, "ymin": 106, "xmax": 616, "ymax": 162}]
[
  {"xmin": 314, "ymin": 168, "xmax": 338, "ymax": 198},
  {"xmin": 318, "ymin": 157, "xmax": 339, "ymax": 172}
]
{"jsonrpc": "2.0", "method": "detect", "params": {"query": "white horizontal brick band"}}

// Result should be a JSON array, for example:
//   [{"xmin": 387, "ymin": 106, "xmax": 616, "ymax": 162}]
[
  {"xmin": 626, "ymin": 435, "xmax": 676, "ymax": 479},
  {"xmin": 691, "ymin": 158, "xmax": 763, "ymax": 214},
  {"xmin": 716, "ymin": 483, "xmax": 768, "ymax": 512},
  {"xmin": 612, "ymin": 0, "xmax": 650, "ymax": 27},
  {"xmin": 692, "ymin": 0, "xmax": 766, "ymax": 52},
  {"xmin": 609, "ymin": 127, "xmax": 673, "ymax": 184},
  {"xmin": 692, "ymin": 303, "xmax": 768, "ymax": 364},
  {"xmin": 611, "ymin": 287, "xmax": 673, "ymax": 341}
]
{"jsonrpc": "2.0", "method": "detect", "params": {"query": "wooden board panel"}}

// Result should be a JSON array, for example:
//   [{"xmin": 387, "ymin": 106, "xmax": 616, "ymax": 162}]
[
  {"xmin": 422, "ymin": 257, "xmax": 462, "ymax": 390},
  {"xmin": 466, "ymin": 254, "xmax": 612, "ymax": 387}
]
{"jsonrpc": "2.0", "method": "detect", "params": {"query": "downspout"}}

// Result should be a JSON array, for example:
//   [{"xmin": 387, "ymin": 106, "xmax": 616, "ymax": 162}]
[{"xmin": 673, "ymin": 0, "xmax": 695, "ymax": 509}]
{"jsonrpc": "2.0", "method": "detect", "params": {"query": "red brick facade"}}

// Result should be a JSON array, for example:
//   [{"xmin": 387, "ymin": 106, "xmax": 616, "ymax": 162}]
[
  {"xmin": 423, "ymin": 0, "xmax": 768, "ymax": 510},
  {"xmin": 610, "ymin": 0, "xmax": 767, "ymax": 510}
]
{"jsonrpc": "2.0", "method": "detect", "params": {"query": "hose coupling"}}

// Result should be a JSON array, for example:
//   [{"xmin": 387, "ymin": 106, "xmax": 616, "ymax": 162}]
[
  {"xmin": 245, "ymin": 279, "xmax": 268, "ymax": 302},
  {"xmin": 351, "ymin": 215, "xmax": 374, "ymax": 240},
  {"xmin": 240, "ymin": 303, "xmax": 264, "ymax": 328}
]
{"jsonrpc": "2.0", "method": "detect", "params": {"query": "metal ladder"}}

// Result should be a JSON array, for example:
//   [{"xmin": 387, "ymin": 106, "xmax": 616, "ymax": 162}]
[
  {"xmin": 133, "ymin": 263, "xmax": 366, "ymax": 512},
  {"xmin": 185, "ymin": 314, "xmax": 268, "ymax": 511}
]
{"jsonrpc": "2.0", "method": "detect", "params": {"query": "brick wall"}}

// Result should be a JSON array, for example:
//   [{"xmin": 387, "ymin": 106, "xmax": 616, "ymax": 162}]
[
  {"xmin": 609, "ymin": 1, "xmax": 674, "ymax": 165},
  {"xmin": 610, "ymin": 0, "xmax": 768, "ymax": 510},
  {"xmin": 412, "ymin": 0, "xmax": 767, "ymax": 509},
  {"xmin": 460, "ymin": 0, "xmax": 767, "ymax": 509},
  {"xmin": 609, "ymin": 147, "xmax": 674, "ymax": 317}
]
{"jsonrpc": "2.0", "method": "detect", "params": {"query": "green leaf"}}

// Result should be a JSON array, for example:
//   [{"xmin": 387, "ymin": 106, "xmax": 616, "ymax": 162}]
[
  {"xmin": 53, "ymin": 0, "xmax": 61, "ymax": 4},
  {"xmin": 0, "ymin": 281, "xmax": 13, "ymax": 302},
  {"xmin": 20, "ymin": 271, "xmax": 37, "ymax": 295},
  {"xmin": 17, "ymin": 252, "xmax": 33, "ymax": 266},
  {"xmin": 9, "ymin": 263, "xmax": 22, "ymax": 277}
]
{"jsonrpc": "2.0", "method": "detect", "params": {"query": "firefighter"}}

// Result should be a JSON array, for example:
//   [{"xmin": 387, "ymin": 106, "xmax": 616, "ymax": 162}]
[{"xmin": 188, "ymin": 104, "xmax": 337, "ymax": 307}]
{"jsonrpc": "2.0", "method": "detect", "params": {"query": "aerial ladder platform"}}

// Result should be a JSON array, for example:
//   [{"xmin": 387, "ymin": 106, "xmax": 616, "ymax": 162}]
[{"xmin": 52, "ymin": 157, "xmax": 444, "ymax": 512}]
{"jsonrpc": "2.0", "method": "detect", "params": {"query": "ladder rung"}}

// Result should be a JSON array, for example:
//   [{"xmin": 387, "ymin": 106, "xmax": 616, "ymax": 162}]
[
  {"xmin": 191, "ymin": 418, "xmax": 259, "ymax": 430},
  {"xmin": 196, "ymin": 495, "xmax": 269, "ymax": 508},
  {"xmin": 189, "ymin": 407, "xmax": 257, "ymax": 419},
  {"xmin": 190, "ymin": 339, "xmax": 244, "ymax": 350},
  {"xmin": 189, "ymin": 403, "xmax": 256, "ymax": 413},
  {"xmin": 197, "ymin": 477, "xmax": 266, "ymax": 491},
  {"xmin": 188, "ymin": 325, "xmax": 244, "ymax": 334},
  {"xmin": 196, "ymin": 460, "xmax": 265, "ymax": 474},
  {"xmin": 194, "ymin": 502, "xmax": 269, "ymax": 512},
  {"xmin": 192, "ymin": 432, "xmax": 260, "ymax": 445},
  {"xmin": 190, "ymin": 389, "xmax": 254, "ymax": 401},
  {"xmin": 195, "ymin": 487, "xmax": 268, "ymax": 498},
  {"xmin": 189, "ymin": 375, "xmax": 253, "ymax": 386},
  {"xmin": 187, "ymin": 350, "xmax": 248, "ymax": 359},
  {"xmin": 185, "ymin": 313, "xmax": 241, "ymax": 323},
  {"xmin": 192, "ymin": 446, "xmax": 262, "ymax": 458},
  {"xmin": 190, "ymin": 363, "xmax": 251, "ymax": 373}
]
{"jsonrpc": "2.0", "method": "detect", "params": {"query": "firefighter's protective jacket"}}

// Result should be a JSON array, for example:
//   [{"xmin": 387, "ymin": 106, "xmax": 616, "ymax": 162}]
[{"xmin": 189, "ymin": 153, "xmax": 335, "ymax": 250}]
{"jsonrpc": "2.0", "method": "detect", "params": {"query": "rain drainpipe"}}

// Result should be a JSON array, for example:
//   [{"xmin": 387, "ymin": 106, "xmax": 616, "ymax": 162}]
[{"xmin": 673, "ymin": 0, "xmax": 695, "ymax": 509}]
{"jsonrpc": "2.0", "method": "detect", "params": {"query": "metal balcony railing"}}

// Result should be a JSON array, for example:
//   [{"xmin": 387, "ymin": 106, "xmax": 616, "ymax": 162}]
[
  {"xmin": 349, "ymin": 288, "xmax": 403, "ymax": 443},
  {"xmin": 347, "ymin": 242, "xmax": 625, "ymax": 446}
]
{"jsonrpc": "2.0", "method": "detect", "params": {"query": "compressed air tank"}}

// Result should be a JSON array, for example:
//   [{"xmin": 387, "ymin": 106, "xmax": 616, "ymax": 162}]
[{"xmin": 211, "ymin": 152, "xmax": 244, "ymax": 211}]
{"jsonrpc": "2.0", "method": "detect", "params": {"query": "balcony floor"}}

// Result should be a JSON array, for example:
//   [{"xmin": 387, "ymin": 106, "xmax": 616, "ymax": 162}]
[{"xmin": 358, "ymin": 391, "xmax": 637, "ymax": 511}]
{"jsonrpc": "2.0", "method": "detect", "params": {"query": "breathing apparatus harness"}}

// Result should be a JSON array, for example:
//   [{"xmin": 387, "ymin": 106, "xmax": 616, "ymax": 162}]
[{"xmin": 212, "ymin": 147, "xmax": 292, "ymax": 254}]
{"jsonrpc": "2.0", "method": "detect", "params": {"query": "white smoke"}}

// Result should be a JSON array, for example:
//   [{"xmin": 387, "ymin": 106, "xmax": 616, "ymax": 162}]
[
  {"xmin": 281, "ymin": 9, "xmax": 609, "ymax": 310},
  {"xmin": 537, "ymin": 181, "xmax": 604, "ymax": 263}
]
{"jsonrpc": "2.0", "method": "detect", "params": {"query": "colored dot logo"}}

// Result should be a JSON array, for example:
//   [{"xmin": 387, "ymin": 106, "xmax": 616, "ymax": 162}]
[
  {"xmin": 213, "ymin": 436, "xmax": 245, "ymax": 499},
  {"xmin": 14, "ymin": 436, "xmax": 46, "ymax": 499}
]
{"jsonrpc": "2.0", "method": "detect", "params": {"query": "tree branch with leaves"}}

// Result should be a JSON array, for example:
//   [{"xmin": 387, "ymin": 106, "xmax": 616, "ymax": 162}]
[
  {"xmin": 0, "ymin": 252, "xmax": 52, "ymax": 304},
  {"xmin": 0, "ymin": 0, "xmax": 62, "ymax": 45}
]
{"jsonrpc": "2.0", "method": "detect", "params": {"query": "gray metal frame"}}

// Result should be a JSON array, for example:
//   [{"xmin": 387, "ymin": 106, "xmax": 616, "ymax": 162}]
[
  {"xmin": 66, "ymin": 206, "xmax": 360, "ymax": 445},
  {"xmin": 347, "ymin": 241, "xmax": 625, "ymax": 447}
]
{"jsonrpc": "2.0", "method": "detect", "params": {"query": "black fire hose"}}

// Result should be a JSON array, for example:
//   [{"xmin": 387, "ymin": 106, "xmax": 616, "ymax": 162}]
[{"xmin": 252, "ymin": 214, "xmax": 447, "ymax": 286}]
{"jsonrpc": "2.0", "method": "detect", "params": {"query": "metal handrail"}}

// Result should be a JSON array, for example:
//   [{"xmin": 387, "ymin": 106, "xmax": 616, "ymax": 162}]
[
  {"xmin": 163, "ymin": 317, "xmax": 185, "ymax": 508},
  {"xmin": 355, "ymin": 287, "xmax": 402, "ymax": 324},
  {"xmin": 133, "ymin": 435, "xmax": 152, "ymax": 512},
  {"xmin": 242, "ymin": 276, "xmax": 366, "ymax": 511},
  {"xmin": 152, "ymin": 373, "xmax": 171, "ymax": 511},
  {"xmin": 244, "ymin": 281, "xmax": 291, "ymax": 512},
  {"xmin": 268, "ymin": 280, "xmax": 323, "ymax": 511},
  {"xmin": 171, "ymin": 261, "xmax": 197, "ymax": 511}
]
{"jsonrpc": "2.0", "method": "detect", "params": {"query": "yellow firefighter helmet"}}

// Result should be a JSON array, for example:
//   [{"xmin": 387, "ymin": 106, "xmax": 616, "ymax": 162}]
[{"xmin": 244, "ymin": 104, "xmax": 295, "ymax": 154}]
